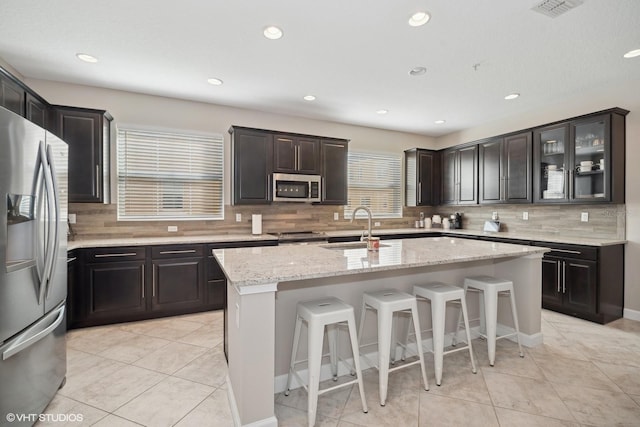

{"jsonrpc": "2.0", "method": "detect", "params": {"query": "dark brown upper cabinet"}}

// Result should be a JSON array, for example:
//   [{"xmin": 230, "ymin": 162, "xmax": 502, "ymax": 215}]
[
  {"xmin": 274, "ymin": 134, "xmax": 320, "ymax": 174},
  {"xmin": 320, "ymin": 139, "xmax": 348, "ymax": 205},
  {"xmin": 478, "ymin": 132, "xmax": 532, "ymax": 204},
  {"xmin": 441, "ymin": 144, "xmax": 478, "ymax": 205},
  {"xmin": 53, "ymin": 106, "xmax": 112, "ymax": 203},
  {"xmin": 405, "ymin": 148, "xmax": 440, "ymax": 206},
  {"xmin": 230, "ymin": 126, "xmax": 273, "ymax": 204},
  {"xmin": 533, "ymin": 108, "xmax": 627, "ymax": 204},
  {"xmin": 0, "ymin": 70, "xmax": 25, "ymax": 117},
  {"xmin": 26, "ymin": 92, "xmax": 48, "ymax": 128}
]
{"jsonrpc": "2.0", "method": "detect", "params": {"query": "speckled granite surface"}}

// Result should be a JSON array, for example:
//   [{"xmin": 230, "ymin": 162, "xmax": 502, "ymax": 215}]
[
  {"xmin": 325, "ymin": 228, "xmax": 626, "ymax": 246},
  {"xmin": 67, "ymin": 234, "xmax": 277, "ymax": 250},
  {"xmin": 213, "ymin": 236, "xmax": 548, "ymax": 287}
]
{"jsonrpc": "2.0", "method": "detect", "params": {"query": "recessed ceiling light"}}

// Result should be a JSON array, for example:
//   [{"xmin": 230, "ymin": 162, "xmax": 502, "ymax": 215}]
[
  {"xmin": 376, "ymin": 109, "xmax": 388, "ymax": 115},
  {"xmin": 408, "ymin": 11, "xmax": 431, "ymax": 27},
  {"xmin": 303, "ymin": 95, "xmax": 316, "ymax": 101},
  {"xmin": 434, "ymin": 119, "xmax": 446, "ymax": 124},
  {"xmin": 76, "ymin": 53, "xmax": 98, "ymax": 63},
  {"xmin": 504, "ymin": 93, "xmax": 520, "ymax": 100},
  {"xmin": 409, "ymin": 66, "xmax": 427, "ymax": 76},
  {"xmin": 263, "ymin": 26, "xmax": 284, "ymax": 40},
  {"xmin": 623, "ymin": 48, "xmax": 640, "ymax": 58},
  {"xmin": 207, "ymin": 78, "xmax": 223, "ymax": 86}
]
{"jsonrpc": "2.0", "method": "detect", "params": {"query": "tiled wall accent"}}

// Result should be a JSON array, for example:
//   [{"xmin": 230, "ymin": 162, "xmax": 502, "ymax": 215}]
[
  {"xmin": 69, "ymin": 202, "xmax": 624, "ymax": 241},
  {"xmin": 435, "ymin": 204, "xmax": 626, "ymax": 239},
  {"xmin": 68, "ymin": 203, "xmax": 430, "ymax": 240}
]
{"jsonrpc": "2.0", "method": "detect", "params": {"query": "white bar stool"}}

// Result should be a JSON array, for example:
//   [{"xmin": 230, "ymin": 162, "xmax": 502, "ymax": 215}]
[
  {"xmin": 456, "ymin": 275, "xmax": 524, "ymax": 366},
  {"xmin": 285, "ymin": 297, "xmax": 368, "ymax": 427},
  {"xmin": 409, "ymin": 282, "xmax": 477, "ymax": 386},
  {"xmin": 357, "ymin": 289, "xmax": 429, "ymax": 406}
]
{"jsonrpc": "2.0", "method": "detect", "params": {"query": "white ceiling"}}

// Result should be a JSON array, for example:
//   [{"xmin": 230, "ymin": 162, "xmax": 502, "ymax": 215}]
[{"xmin": 1, "ymin": 0, "xmax": 639, "ymax": 137}]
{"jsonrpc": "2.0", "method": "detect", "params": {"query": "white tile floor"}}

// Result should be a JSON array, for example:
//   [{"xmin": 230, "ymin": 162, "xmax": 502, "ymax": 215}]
[{"xmin": 40, "ymin": 309, "xmax": 640, "ymax": 426}]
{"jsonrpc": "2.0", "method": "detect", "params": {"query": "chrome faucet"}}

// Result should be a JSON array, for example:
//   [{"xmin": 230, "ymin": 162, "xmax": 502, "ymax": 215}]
[{"xmin": 351, "ymin": 206, "xmax": 373, "ymax": 241}]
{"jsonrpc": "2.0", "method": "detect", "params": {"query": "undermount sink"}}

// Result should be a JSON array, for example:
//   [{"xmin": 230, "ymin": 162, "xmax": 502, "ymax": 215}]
[{"xmin": 321, "ymin": 241, "xmax": 391, "ymax": 250}]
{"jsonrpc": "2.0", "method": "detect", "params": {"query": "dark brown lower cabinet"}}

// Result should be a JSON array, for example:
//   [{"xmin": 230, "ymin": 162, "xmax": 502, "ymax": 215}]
[
  {"xmin": 69, "ymin": 241, "xmax": 276, "ymax": 329},
  {"xmin": 151, "ymin": 257, "xmax": 205, "ymax": 313},
  {"xmin": 535, "ymin": 242, "xmax": 623, "ymax": 324},
  {"xmin": 73, "ymin": 246, "xmax": 147, "ymax": 328}
]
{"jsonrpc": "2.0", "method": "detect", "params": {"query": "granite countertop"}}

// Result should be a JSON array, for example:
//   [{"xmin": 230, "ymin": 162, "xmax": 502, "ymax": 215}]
[
  {"xmin": 67, "ymin": 227, "xmax": 625, "ymax": 251},
  {"xmin": 325, "ymin": 228, "xmax": 626, "ymax": 246},
  {"xmin": 213, "ymin": 236, "xmax": 548, "ymax": 288},
  {"xmin": 67, "ymin": 234, "xmax": 278, "ymax": 250}
]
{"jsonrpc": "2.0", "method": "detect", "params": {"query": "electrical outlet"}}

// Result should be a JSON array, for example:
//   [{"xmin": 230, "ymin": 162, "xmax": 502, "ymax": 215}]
[
  {"xmin": 68, "ymin": 213, "xmax": 77, "ymax": 224},
  {"xmin": 334, "ymin": 212, "xmax": 339, "ymax": 221},
  {"xmin": 236, "ymin": 213, "xmax": 242, "ymax": 222},
  {"xmin": 522, "ymin": 212, "xmax": 529, "ymax": 221},
  {"xmin": 167, "ymin": 225, "xmax": 178, "ymax": 232},
  {"xmin": 581, "ymin": 212, "xmax": 589, "ymax": 222},
  {"xmin": 374, "ymin": 222, "xmax": 381, "ymax": 227}
]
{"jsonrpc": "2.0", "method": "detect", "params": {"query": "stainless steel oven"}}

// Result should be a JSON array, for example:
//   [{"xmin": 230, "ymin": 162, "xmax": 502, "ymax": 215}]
[{"xmin": 272, "ymin": 173, "xmax": 321, "ymax": 202}]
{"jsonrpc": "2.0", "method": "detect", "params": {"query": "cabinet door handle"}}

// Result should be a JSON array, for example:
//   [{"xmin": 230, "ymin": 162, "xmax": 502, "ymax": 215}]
[
  {"xmin": 94, "ymin": 252, "xmax": 138, "ymax": 258},
  {"xmin": 569, "ymin": 263, "xmax": 588, "ymax": 268},
  {"xmin": 562, "ymin": 261, "xmax": 566, "ymax": 293},
  {"xmin": 141, "ymin": 264, "xmax": 145, "ymax": 299},
  {"xmin": 158, "ymin": 249, "xmax": 196, "ymax": 255},
  {"xmin": 557, "ymin": 260, "xmax": 561, "ymax": 293},
  {"xmin": 295, "ymin": 145, "xmax": 300, "ymax": 170},
  {"xmin": 418, "ymin": 182, "xmax": 422, "ymax": 204},
  {"xmin": 553, "ymin": 249, "xmax": 581, "ymax": 255},
  {"xmin": 568, "ymin": 168, "xmax": 574, "ymax": 199},
  {"xmin": 95, "ymin": 164, "xmax": 100, "ymax": 199},
  {"xmin": 152, "ymin": 265, "xmax": 156, "ymax": 297}
]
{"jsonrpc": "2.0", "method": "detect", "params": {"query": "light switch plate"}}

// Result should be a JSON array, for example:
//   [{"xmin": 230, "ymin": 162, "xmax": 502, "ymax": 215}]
[
  {"xmin": 68, "ymin": 213, "xmax": 77, "ymax": 224},
  {"xmin": 522, "ymin": 212, "xmax": 529, "ymax": 220},
  {"xmin": 581, "ymin": 212, "xmax": 589, "ymax": 222},
  {"xmin": 334, "ymin": 212, "xmax": 339, "ymax": 221},
  {"xmin": 236, "ymin": 213, "xmax": 242, "ymax": 222},
  {"xmin": 167, "ymin": 225, "xmax": 178, "ymax": 232},
  {"xmin": 374, "ymin": 222, "xmax": 381, "ymax": 227}
]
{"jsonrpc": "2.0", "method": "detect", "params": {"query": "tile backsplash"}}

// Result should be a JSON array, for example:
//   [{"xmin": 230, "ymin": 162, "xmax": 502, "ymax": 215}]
[{"xmin": 69, "ymin": 202, "xmax": 625, "ymax": 241}]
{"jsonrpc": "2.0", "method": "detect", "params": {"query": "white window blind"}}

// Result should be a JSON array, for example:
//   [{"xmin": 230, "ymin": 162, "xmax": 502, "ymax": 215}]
[
  {"xmin": 117, "ymin": 127, "xmax": 224, "ymax": 220},
  {"xmin": 344, "ymin": 151, "xmax": 402, "ymax": 219}
]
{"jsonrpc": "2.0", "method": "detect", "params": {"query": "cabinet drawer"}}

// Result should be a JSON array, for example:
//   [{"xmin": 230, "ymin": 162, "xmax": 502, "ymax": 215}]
[
  {"xmin": 85, "ymin": 246, "xmax": 146, "ymax": 262},
  {"xmin": 151, "ymin": 244, "xmax": 204, "ymax": 259},
  {"xmin": 532, "ymin": 242, "xmax": 597, "ymax": 261}
]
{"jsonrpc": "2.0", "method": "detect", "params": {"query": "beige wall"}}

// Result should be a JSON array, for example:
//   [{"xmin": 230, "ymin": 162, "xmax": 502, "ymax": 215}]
[
  {"xmin": 23, "ymin": 77, "xmax": 640, "ymax": 318},
  {"xmin": 434, "ymin": 85, "xmax": 640, "ymax": 318}
]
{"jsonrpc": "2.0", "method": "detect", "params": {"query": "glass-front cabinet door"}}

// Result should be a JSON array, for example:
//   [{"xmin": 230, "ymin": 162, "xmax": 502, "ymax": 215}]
[
  {"xmin": 571, "ymin": 115, "xmax": 609, "ymax": 201},
  {"xmin": 533, "ymin": 124, "xmax": 570, "ymax": 203}
]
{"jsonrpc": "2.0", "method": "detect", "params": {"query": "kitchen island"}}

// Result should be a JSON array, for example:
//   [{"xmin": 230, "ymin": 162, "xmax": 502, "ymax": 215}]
[{"xmin": 214, "ymin": 236, "xmax": 548, "ymax": 426}]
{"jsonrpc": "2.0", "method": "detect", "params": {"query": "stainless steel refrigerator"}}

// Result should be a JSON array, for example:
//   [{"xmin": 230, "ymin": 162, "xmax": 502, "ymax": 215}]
[{"xmin": 1, "ymin": 106, "xmax": 68, "ymax": 426}]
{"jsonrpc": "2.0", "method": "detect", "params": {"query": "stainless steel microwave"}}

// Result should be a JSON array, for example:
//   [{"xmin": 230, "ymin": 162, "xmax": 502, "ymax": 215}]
[{"xmin": 272, "ymin": 173, "xmax": 321, "ymax": 202}]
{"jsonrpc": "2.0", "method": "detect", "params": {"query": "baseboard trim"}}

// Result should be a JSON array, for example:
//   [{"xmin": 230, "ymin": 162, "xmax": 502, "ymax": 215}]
[
  {"xmin": 226, "ymin": 375, "xmax": 278, "ymax": 427},
  {"xmin": 623, "ymin": 308, "xmax": 640, "ymax": 321}
]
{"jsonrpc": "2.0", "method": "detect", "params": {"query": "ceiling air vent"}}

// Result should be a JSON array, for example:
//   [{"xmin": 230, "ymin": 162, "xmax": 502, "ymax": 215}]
[{"xmin": 532, "ymin": 0, "xmax": 584, "ymax": 18}]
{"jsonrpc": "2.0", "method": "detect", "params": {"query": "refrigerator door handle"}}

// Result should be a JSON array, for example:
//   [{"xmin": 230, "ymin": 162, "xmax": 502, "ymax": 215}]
[
  {"xmin": 2, "ymin": 305, "xmax": 65, "ymax": 361},
  {"xmin": 45, "ymin": 144, "xmax": 61, "ymax": 298},
  {"xmin": 32, "ymin": 141, "xmax": 48, "ymax": 305},
  {"xmin": 40, "ymin": 143, "xmax": 56, "ymax": 302}
]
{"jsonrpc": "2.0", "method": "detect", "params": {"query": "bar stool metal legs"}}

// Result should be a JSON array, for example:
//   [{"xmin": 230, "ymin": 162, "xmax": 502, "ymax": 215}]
[
  {"xmin": 412, "ymin": 282, "xmax": 477, "ymax": 386},
  {"xmin": 457, "ymin": 275, "xmax": 524, "ymax": 366},
  {"xmin": 285, "ymin": 297, "xmax": 368, "ymax": 427},
  {"xmin": 358, "ymin": 289, "xmax": 429, "ymax": 406}
]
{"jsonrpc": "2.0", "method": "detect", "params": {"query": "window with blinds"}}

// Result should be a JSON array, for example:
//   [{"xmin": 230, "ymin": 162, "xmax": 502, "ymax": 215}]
[
  {"xmin": 344, "ymin": 151, "xmax": 402, "ymax": 219},
  {"xmin": 116, "ymin": 127, "xmax": 224, "ymax": 220}
]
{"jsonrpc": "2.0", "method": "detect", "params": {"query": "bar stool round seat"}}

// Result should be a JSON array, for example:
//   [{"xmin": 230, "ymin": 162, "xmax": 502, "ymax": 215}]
[
  {"xmin": 284, "ymin": 297, "xmax": 368, "ymax": 427},
  {"xmin": 458, "ymin": 275, "xmax": 524, "ymax": 366},
  {"xmin": 412, "ymin": 282, "xmax": 477, "ymax": 386},
  {"xmin": 358, "ymin": 289, "xmax": 429, "ymax": 406}
]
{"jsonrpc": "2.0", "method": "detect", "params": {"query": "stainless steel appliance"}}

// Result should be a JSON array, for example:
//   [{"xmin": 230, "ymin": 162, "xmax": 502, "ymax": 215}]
[
  {"xmin": 1, "ymin": 107, "xmax": 68, "ymax": 426},
  {"xmin": 272, "ymin": 173, "xmax": 321, "ymax": 202}
]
